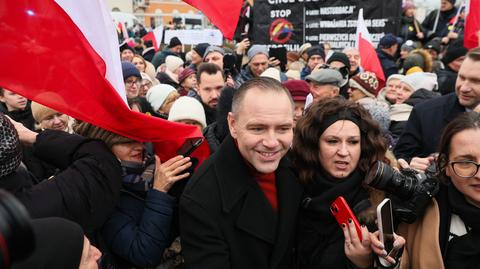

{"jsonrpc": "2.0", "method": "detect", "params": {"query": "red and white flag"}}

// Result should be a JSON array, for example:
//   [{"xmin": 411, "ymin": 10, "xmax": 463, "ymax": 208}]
[
  {"xmin": 0, "ymin": 0, "xmax": 209, "ymax": 163},
  {"xmin": 182, "ymin": 0, "xmax": 243, "ymax": 40},
  {"xmin": 355, "ymin": 9, "xmax": 386, "ymax": 92},
  {"xmin": 464, "ymin": 0, "xmax": 480, "ymax": 49}
]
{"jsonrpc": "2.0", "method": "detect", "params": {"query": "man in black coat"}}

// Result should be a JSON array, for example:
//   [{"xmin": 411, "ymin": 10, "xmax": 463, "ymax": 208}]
[
  {"xmin": 394, "ymin": 47, "xmax": 480, "ymax": 171},
  {"xmin": 180, "ymin": 77, "xmax": 303, "ymax": 269},
  {"xmin": 376, "ymin": 34, "xmax": 399, "ymax": 79}
]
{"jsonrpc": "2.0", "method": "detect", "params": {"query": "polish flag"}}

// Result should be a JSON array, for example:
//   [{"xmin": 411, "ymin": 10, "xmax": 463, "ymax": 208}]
[
  {"xmin": 355, "ymin": 9, "xmax": 386, "ymax": 92},
  {"xmin": 183, "ymin": 0, "xmax": 244, "ymax": 40},
  {"xmin": 0, "ymin": 1, "xmax": 209, "ymax": 163},
  {"xmin": 141, "ymin": 32, "xmax": 159, "ymax": 52},
  {"xmin": 118, "ymin": 22, "xmax": 129, "ymax": 41},
  {"xmin": 464, "ymin": 0, "xmax": 480, "ymax": 49}
]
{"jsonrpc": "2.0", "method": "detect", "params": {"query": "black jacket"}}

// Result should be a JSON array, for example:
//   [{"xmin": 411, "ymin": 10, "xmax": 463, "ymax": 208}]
[
  {"xmin": 422, "ymin": 8, "xmax": 458, "ymax": 39},
  {"xmin": 0, "ymin": 130, "xmax": 122, "ymax": 233},
  {"xmin": 376, "ymin": 49, "xmax": 398, "ymax": 79},
  {"xmin": 393, "ymin": 93, "xmax": 465, "ymax": 162},
  {"xmin": 180, "ymin": 135, "xmax": 303, "ymax": 269},
  {"xmin": 436, "ymin": 67, "xmax": 457, "ymax": 95}
]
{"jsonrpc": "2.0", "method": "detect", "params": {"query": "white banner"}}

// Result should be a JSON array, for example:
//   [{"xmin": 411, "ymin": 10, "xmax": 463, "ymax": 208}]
[{"xmin": 164, "ymin": 29, "xmax": 223, "ymax": 45}]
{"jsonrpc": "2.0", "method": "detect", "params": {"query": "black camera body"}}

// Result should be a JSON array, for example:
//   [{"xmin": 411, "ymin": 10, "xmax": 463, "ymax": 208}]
[{"xmin": 366, "ymin": 161, "xmax": 440, "ymax": 224}]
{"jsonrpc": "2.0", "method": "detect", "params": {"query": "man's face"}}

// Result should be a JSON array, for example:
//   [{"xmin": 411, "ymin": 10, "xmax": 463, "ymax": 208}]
[
  {"xmin": 344, "ymin": 49, "xmax": 361, "ymax": 74},
  {"xmin": 121, "ymin": 49, "xmax": 134, "ymax": 62},
  {"xmin": 124, "ymin": 76, "xmax": 140, "ymax": 99},
  {"xmin": 455, "ymin": 57, "xmax": 480, "ymax": 109},
  {"xmin": 249, "ymin": 54, "xmax": 269, "ymax": 77},
  {"xmin": 228, "ymin": 88, "xmax": 294, "ymax": 174},
  {"xmin": 198, "ymin": 71, "xmax": 225, "ymax": 109},
  {"xmin": 204, "ymin": 52, "xmax": 224, "ymax": 69},
  {"xmin": 441, "ymin": 0, "xmax": 453, "ymax": 11},
  {"xmin": 309, "ymin": 82, "xmax": 339, "ymax": 102},
  {"xmin": 0, "ymin": 90, "xmax": 27, "ymax": 112},
  {"xmin": 170, "ymin": 45, "xmax": 182, "ymax": 54},
  {"xmin": 448, "ymin": 56, "xmax": 466, "ymax": 73},
  {"xmin": 190, "ymin": 50, "xmax": 203, "ymax": 65},
  {"xmin": 307, "ymin": 55, "xmax": 325, "ymax": 70}
]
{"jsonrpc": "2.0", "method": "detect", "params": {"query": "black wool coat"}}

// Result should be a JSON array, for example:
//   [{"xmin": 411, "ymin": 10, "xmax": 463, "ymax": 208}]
[{"xmin": 180, "ymin": 135, "xmax": 303, "ymax": 269}]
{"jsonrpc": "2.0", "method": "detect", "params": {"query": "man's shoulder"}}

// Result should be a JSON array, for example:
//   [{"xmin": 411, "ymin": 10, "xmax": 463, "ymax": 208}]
[{"xmin": 413, "ymin": 93, "xmax": 457, "ymax": 112}]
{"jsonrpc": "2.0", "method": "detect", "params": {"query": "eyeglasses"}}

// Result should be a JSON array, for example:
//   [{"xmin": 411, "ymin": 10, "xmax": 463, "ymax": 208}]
[
  {"xmin": 125, "ymin": 79, "xmax": 140, "ymax": 88},
  {"xmin": 449, "ymin": 160, "xmax": 480, "ymax": 178}
]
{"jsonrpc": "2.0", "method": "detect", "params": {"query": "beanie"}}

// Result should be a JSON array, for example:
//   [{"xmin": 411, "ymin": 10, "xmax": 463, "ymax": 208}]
[
  {"xmin": 168, "ymin": 37, "xmax": 182, "ymax": 48},
  {"xmin": 306, "ymin": 46, "xmax": 326, "ymax": 61},
  {"xmin": 282, "ymin": 80, "xmax": 310, "ymax": 101},
  {"xmin": 203, "ymin": 46, "xmax": 225, "ymax": 60},
  {"xmin": 442, "ymin": 43, "xmax": 468, "ymax": 65},
  {"xmin": 327, "ymin": 52, "xmax": 351, "ymax": 70},
  {"xmin": 119, "ymin": 41, "xmax": 134, "ymax": 53},
  {"xmin": 146, "ymin": 84, "xmax": 177, "ymax": 111},
  {"xmin": 402, "ymin": 0, "xmax": 415, "ymax": 10},
  {"xmin": 178, "ymin": 68, "xmax": 196, "ymax": 84},
  {"xmin": 165, "ymin": 55, "xmax": 184, "ymax": 73},
  {"xmin": 379, "ymin": 34, "xmax": 399, "ymax": 48},
  {"xmin": 122, "ymin": 61, "xmax": 141, "ymax": 81},
  {"xmin": 0, "ymin": 113, "xmax": 22, "ymax": 178},
  {"xmin": 247, "ymin": 45, "xmax": 269, "ymax": 62},
  {"xmin": 349, "ymin": 72, "xmax": 379, "ymax": 98},
  {"xmin": 403, "ymin": 53, "xmax": 425, "ymax": 73},
  {"xmin": 386, "ymin": 74, "xmax": 405, "ymax": 84},
  {"xmin": 401, "ymin": 72, "xmax": 438, "ymax": 92},
  {"xmin": 401, "ymin": 40, "xmax": 418, "ymax": 52},
  {"xmin": 424, "ymin": 38, "xmax": 441, "ymax": 53},
  {"xmin": 73, "ymin": 121, "xmax": 133, "ymax": 148},
  {"xmin": 168, "ymin": 96, "xmax": 207, "ymax": 129},
  {"xmin": 31, "ymin": 102, "xmax": 58, "ymax": 123},
  {"xmin": 193, "ymin": 43, "xmax": 210, "ymax": 58},
  {"xmin": 260, "ymin": 67, "xmax": 281, "ymax": 82}
]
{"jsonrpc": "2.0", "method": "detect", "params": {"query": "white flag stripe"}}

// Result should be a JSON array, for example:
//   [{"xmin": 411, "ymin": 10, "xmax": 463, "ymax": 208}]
[
  {"xmin": 55, "ymin": 0, "xmax": 127, "ymax": 104},
  {"xmin": 355, "ymin": 9, "xmax": 374, "ymax": 47}
]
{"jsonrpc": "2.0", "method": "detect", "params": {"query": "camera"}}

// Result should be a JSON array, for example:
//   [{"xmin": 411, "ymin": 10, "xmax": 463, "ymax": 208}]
[
  {"xmin": 365, "ymin": 161, "xmax": 440, "ymax": 224},
  {"xmin": 0, "ymin": 189, "xmax": 35, "ymax": 268}
]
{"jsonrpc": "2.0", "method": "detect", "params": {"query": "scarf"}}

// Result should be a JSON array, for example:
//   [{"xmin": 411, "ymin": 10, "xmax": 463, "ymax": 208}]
[
  {"xmin": 296, "ymin": 169, "xmax": 370, "ymax": 269},
  {"xmin": 121, "ymin": 155, "xmax": 155, "ymax": 193},
  {"xmin": 444, "ymin": 185, "xmax": 480, "ymax": 269}
]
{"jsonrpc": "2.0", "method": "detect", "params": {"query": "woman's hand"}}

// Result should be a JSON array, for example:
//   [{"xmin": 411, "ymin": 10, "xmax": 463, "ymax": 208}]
[
  {"xmin": 236, "ymin": 38, "xmax": 250, "ymax": 55},
  {"xmin": 342, "ymin": 220, "xmax": 372, "ymax": 269},
  {"xmin": 153, "ymin": 155, "xmax": 192, "ymax": 192},
  {"xmin": 370, "ymin": 231, "xmax": 405, "ymax": 266}
]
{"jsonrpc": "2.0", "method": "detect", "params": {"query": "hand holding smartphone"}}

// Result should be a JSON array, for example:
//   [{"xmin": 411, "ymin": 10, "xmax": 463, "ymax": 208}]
[
  {"xmin": 377, "ymin": 198, "xmax": 396, "ymax": 266},
  {"xmin": 330, "ymin": 196, "xmax": 363, "ymax": 241},
  {"xmin": 176, "ymin": 137, "xmax": 204, "ymax": 157}
]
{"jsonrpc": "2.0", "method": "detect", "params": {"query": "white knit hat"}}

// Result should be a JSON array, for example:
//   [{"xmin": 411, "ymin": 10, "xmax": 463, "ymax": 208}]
[
  {"xmin": 168, "ymin": 96, "xmax": 207, "ymax": 129},
  {"xmin": 260, "ymin": 67, "xmax": 281, "ymax": 82},
  {"xmin": 401, "ymin": 72, "xmax": 438, "ymax": 92},
  {"xmin": 165, "ymin": 55, "xmax": 184, "ymax": 73},
  {"xmin": 146, "ymin": 84, "xmax": 177, "ymax": 111}
]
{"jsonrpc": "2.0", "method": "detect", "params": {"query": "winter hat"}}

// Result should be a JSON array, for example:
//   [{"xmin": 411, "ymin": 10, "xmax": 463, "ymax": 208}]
[
  {"xmin": 306, "ymin": 46, "xmax": 326, "ymax": 61},
  {"xmin": 379, "ymin": 34, "xmax": 399, "ymax": 48},
  {"xmin": 363, "ymin": 103, "xmax": 391, "ymax": 134},
  {"xmin": 168, "ymin": 37, "xmax": 182, "ymax": 48},
  {"xmin": 326, "ymin": 52, "xmax": 351, "ymax": 70},
  {"xmin": 349, "ymin": 72, "xmax": 379, "ymax": 98},
  {"xmin": 203, "ymin": 46, "xmax": 225, "ymax": 60},
  {"xmin": 122, "ymin": 61, "xmax": 141, "ymax": 81},
  {"xmin": 405, "ymin": 66, "xmax": 424, "ymax": 74},
  {"xmin": 387, "ymin": 74, "xmax": 405, "ymax": 84},
  {"xmin": 282, "ymin": 80, "xmax": 310, "ymax": 101},
  {"xmin": 402, "ymin": 0, "xmax": 415, "ymax": 10},
  {"xmin": 73, "ymin": 121, "xmax": 133, "ymax": 148},
  {"xmin": 424, "ymin": 38, "xmax": 441, "ymax": 53},
  {"xmin": 0, "ymin": 113, "xmax": 22, "ymax": 178},
  {"xmin": 247, "ymin": 45, "xmax": 269, "ymax": 62},
  {"xmin": 260, "ymin": 67, "xmax": 281, "ymax": 82},
  {"xmin": 306, "ymin": 69, "xmax": 343, "ymax": 87},
  {"xmin": 119, "ymin": 41, "xmax": 135, "ymax": 53},
  {"xmin": 298, "ymin": 43, "xmax": 312, "ymax": 55},
  {"xmin": 285, "ymin": 69, "xmax": 301, "ymax": 80},
  {"xmin": 401, "ymin": 72, "xmax": 438, "ymax": 91},
  {"xmin": 401, "ymin": 40, "xmax": 417, "ymax": 52},
  {"xmin": 442, "ymin": 43, "xmax": 468, "ymax": 65},
  {"xmin": 178, "ymin": 68, "xmax": 196, "ymax": 84},
  {"xmin": 168, "ymin": 96, "xmax": 207, "ymax": 129},
  {"xmin": 31, "ymin": 102, "xmax": 58, "ymax": 123},
  {"xmin": 146, "ymin": 84, "xmax": 177, "ymax": 111},
  {"xmin": 193, "ymin": 43, "xmax": 210, "ymax": 58},
  {"xmin": 165, "ymin": 55, "xmax": 184, "ymax": 72},
  {"xmin": 140, "ymin": 72, "xmax": 153, "ymax": 83}
]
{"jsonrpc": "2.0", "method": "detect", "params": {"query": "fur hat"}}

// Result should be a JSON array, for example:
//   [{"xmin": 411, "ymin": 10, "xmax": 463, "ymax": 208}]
[
  {"xmin": 403, "ymin": 49, "xmax": 433, "ymax": 74},
  {"xmin": 168, "ymin": 37, "xmax": 182, "ymax": 48},
  {"xmin": 282, "ymin": 80, "xmax": 310, "ymax": 101},
  {"xmin": 73, "ymin": 121, "xmax": 133, "ymax": 148},
  {"xmin": 146, "ymin": 84, "xmax": 177, "ymax": 111},
  {"xmin": 193, "ymin": 43, "xmax": 210, "ymax": 58},
  {"xmin": 165, "ymin": 55, "xmax": 184, "ymax": 73},
  {"xmin": 122, "ymin": 61, "xmax": 141, "ymax": 81},
  {"xmin": 168, "ymin": 96, "xmax": 207, "ymax": 129},
  {"xmin": 247, "ymin": 45, "xmax": 269, "ymax": 62},
  {"xmin": 178, "ymin": 68, "xmax": 196, "ymax": 84},
  {"xmin": 260, "ymin": 67, "xmax": 281, "ymax": 82},
  {"xmin": 31, "ymin": 102, "xmax": 58, "ymax": 123},
  {"xmin": 349, "ymin": 72, "xmax": 379, "ymax": 98},
  {"xmin": 0, "ymin": 113, "xmax": 22, "ymax": 178}
]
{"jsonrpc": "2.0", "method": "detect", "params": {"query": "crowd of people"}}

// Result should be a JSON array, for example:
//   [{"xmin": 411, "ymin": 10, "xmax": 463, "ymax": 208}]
[{"xmin": 1, "ymin": 0, "xmax": 480, "ymax": 268}]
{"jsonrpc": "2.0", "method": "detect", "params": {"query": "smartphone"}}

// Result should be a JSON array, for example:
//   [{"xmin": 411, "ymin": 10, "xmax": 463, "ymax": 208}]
[
  {"xmin": 330, "ymin": 196, "xmax": 363, "ymax": 241},
  {"xmin": 377, "ymin": 198, "xmax": 395, "ymax": 266},
  {"xmin": 268, "ymin": 47, "xmax": 287, "ymax": 72},
  {"xmin": 176, "ymin": 137, "xmax": 204, "ymax": 157}
]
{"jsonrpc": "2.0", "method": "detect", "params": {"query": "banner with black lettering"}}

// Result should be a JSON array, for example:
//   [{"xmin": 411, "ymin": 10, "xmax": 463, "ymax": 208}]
[{"xmin": 252, "ymin": 0, "xmax": 402, "ymax": 50}]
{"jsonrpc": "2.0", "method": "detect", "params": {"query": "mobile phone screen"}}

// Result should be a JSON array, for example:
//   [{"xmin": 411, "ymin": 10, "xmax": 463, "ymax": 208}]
[
  {"xmin": 379, "ymin": 199, "xmax": 394, "ymax": 254},
  {"xmin": 176, "ymin": 138, "xmax": 203, "ymax": 157}
]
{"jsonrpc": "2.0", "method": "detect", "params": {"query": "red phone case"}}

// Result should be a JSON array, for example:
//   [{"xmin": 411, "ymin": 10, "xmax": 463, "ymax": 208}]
[{"xmin": 330, "ymin": 196, "xmax": 363, "ymax": 241}]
